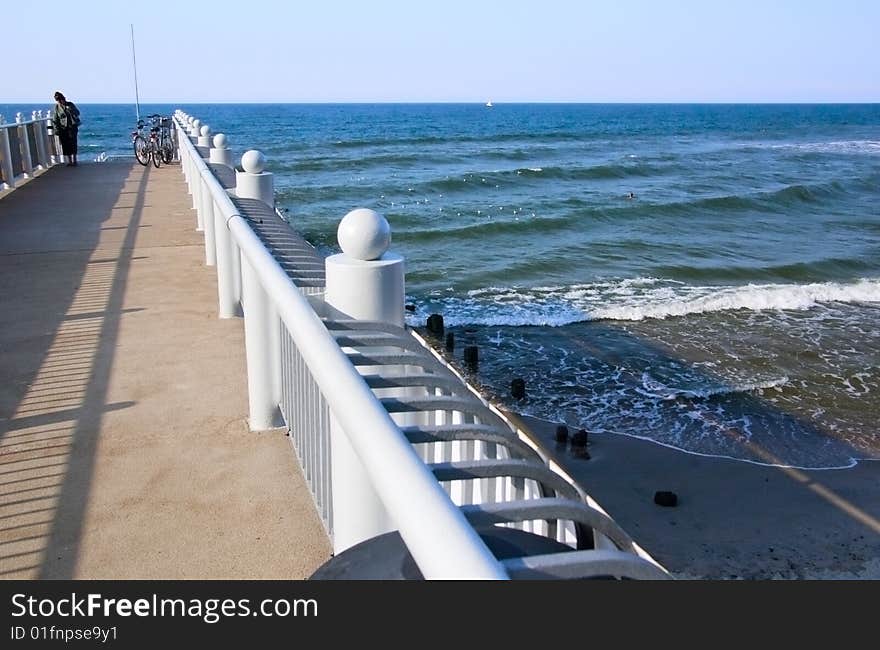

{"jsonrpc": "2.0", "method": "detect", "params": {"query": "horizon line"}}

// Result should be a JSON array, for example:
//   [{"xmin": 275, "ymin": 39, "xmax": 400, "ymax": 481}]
[{"xmin": 4, "ymin": 100, "xmax": 880, "ymax": 106}]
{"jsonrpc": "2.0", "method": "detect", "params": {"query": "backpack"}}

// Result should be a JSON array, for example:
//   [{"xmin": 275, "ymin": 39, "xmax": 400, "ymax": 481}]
[{"xmin": 65, "ymin": 104, "xmax": 81, "ymax": 128}]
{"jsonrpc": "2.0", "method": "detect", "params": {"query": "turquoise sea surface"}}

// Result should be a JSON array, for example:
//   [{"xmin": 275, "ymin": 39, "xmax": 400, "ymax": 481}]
[{"xmin": 5, "ymin": 102, "xmax": 878, "ymax": 468}]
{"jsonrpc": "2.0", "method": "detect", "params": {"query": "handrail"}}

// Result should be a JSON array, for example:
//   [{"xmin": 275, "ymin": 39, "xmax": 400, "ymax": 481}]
[
  {"xmin": 0, "ymin": 111, "xmax": 56, "ymax": 193},
  {"xmin": 174, "ymin": 118, "xmax": 508, "ymax": 580}
]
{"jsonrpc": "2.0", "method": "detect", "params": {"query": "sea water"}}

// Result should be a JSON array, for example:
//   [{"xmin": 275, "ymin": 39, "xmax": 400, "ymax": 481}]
[{"xmin": 6, "ymin": 102, "xmax": 877, "ymax": 469}]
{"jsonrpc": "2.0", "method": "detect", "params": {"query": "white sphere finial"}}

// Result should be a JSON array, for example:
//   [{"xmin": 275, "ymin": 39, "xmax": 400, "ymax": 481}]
[
  {"xmin": 241, "ymin": 150, "xmax": 266, "ymax": 174},
  {"xmin": 213, "ymin": 133, "xmax": 228, "ymax": 148},
  {"xmin": 337, "ymin": 208, "xmax": 391, "ymax": 261},
  {"xmin": 192, "ymin": 118, "xmax": 201, "ymax": 129},
  {"xmin": 200, "ymin": 124, "xmax": 211, "ymax": 137}
]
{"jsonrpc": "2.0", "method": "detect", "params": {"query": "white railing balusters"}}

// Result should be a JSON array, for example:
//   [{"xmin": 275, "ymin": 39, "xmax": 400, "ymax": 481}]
[{"xmin": 0, "ymin": 111, "xmax": 57, "ymax": 195}]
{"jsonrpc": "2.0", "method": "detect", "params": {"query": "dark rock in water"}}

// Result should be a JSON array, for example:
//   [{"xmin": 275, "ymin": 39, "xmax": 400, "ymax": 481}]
[
  {"xmin": 464, "ymin": 345, "xmax": 479, "ymax": 369},
  {"xmin": 405, "ymin": 303, "xmax": 416, "ymax": 312},
  {"xmin": 426, "ymin": 313, "xmax": 444, "ymax": 337},
  {"xmin": 570, "ymin": 429, "xmax": 590, "ymax": 458},
  {"xmin": 554, "ymin": 424, "xmax": 569, "ymax": 444},
  {"xmin": 571, "ymin": 429, "xmax": 588, "ymax": 447},
  {"xmin": 654, "ymin": 491, "xmax": 678, "ymax": 507},
  {"xmin": 511, "ymin": 377, "xmax": 526, "ymax": 400}
]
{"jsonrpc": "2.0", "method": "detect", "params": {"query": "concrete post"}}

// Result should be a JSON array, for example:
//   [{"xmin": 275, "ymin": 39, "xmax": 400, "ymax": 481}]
[
  {"xmin": 201, "ymin": 172, "xmax": 216, "ymax": 267},
  {"xmin": 44, "ymin": 112, "xmax": 57, "ymax": 166},
  {"xmin": 197, "ymin": 124, "xmax": 212, "ymax": 148},
  {"xmin": 241, "ymin": 255, "xmax": 282, "ymax": 430},
  {"xmin": 0, "ymin": 120, "xmax": 15, "ymax": 190},
  {"xmin": 31, "ymin": 111, "xmax": 45, "ymax": 169},
  {"xmin": 235, "ymin": 150, "xmax": 274, "ymax": 207},
  {"xmin": 235, "ymin": 150, "xmax": 279, "ymax": 404},
  {"xmin": 209, "ymin": 133, "xmax": 233, "ymax": 167},
  {"xmin": 16, "ymin": 113, "xmax": 33, "ymax": 177},
  {"xmin": 194, "ymin": 175, "xmax": 204, "ymax": 231},
  {"xmin": 38, "ymin": 111, "xmax": 52, "ymax": 168},
  {"xmin": 213, "ymin": 197, "xmax": 238, "ymax": 318},
  {"xmin": 324, "ymin": 208, "xmax": 404, "ymax": 553}
]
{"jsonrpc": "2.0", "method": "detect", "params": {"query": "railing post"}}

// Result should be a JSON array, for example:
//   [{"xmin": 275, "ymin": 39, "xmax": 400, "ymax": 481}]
[
  {"xmin": 209, "ymin": 133, "xmax": 240, "ymax": 318},
  {"xmin": 201, "ymin": 178, "xmax": 216, "ymax": 267},
  {"xmin": 240, "ymin": 254, "xmax": 282, "ymax": 430},
  {"xmin": 197, "ymin": 124, "xmax": 212, "ymax": 148},
  {"xmin": 31, "ymin": 111, "xmax": 46, "ymax": 169},
  {"xmin": 214, "ymin": 194, "xmax": 238, "ymax": 318},
  {"xmin": 16, "ymin": 113, "xmax": 33, "ymax": 177},
  {"xmin": 197, "ymin": 126, "xmax": 216, "ymax": 266},
  {"xmin": 47, "ymin": 109, "xmax": 60, "ymax": 165},
  {"xmin": 236, "ymin": 150, "xmax": 280, "ymax": 407},
  {"xmin": 189, "ymin": 119, "xmax": 203, "ymax": 228},
  {"xmin": 0, "ymin": 119, "xmax": 15, "ymax": 190},
  {"xmin": 209, "ymin": 133, "xmax": 233, "ymax": 167},
  {"xmin": 235, "ymin": 150, "xmax": 274, "ymax": 206},
  {"xmin": 324, "ymin": 208, "xmax": 404, "ymax": 553}
]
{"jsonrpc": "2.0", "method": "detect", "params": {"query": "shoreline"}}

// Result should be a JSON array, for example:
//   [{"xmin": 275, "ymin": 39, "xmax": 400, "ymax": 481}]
[{"xmin": 507, "ymin": 412, "xmax": 880, "ymax": 579}]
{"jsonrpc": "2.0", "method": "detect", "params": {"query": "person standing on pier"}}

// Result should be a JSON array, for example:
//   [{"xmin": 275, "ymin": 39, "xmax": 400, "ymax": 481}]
[{"xmin": 52, "ymin": 91, "xmax": 81, "ymax": 166}]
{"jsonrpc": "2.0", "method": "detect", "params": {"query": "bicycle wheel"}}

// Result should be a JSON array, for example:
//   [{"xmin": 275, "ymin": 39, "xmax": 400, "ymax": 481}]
[
  {"xmin": 161, "ymin": 141, "xmax": 174, "ymax": 164},
  {"xmin": 152, "ymin": 145, "xmax": 161, "ymax": 168},
  {"xmin": 133, "ymin": 135, "xmax": 149, "ymax": 166}
]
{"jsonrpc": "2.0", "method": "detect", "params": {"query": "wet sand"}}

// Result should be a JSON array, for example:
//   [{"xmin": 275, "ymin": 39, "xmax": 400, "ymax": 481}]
[{"xmin": 507, "ymin": 412, "xmax": 880, "ymax": 579}]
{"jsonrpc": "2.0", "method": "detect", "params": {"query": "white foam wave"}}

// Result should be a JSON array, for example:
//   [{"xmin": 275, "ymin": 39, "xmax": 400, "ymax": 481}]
[
  {"xmin": 766, "ymin": 140, "xmax": 880, "ymax": 155},
  {"xmin": 637, "ymin": 373, "xmax": 789, "ymax": 400},
  {"xmin": 593, "ymin": 279, "xmax": 880, "ymax": 321},
  {"xmin": 411, "ymin": 278, "xmax": 880, "ymax": 327}
]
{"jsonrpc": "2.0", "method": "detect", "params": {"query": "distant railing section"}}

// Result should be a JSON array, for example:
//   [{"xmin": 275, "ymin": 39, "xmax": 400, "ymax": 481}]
[
  {"xmin": 173, "ymin": 109, "xmax": 670, "ymax": 580},
  {"xmin": 0, "ymin": 111, "xmax": 59, "ymax": 192}
]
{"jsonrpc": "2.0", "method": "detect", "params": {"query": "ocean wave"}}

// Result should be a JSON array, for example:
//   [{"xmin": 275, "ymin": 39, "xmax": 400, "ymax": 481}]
[
  {"xmin": 636, "ymin": 373, "xmax": 789, "ymax": 401},
  {"xmin": 653, "ymin": 257, "xmax": 877, "ymax": 284},
  {"xmin": 594, "ymin": 279, "xmax": 880, "ymax": 321},
  {"xmin": 768, "ymin": 140, "xmax": 880, "ymax": 155},
  {"xmin": 329, "ymin": 130, "xmax": 589, "ymax": 150},
  {"xmin": 653, "ymin": 181, "xmax": 845, "ymax": 216},
  {"xmin": 399, "ymin": 213, "xmax": 575, "ymax": 243},
  {"xmin": 409, "ymin": 278, "xmax": 880, "ymax": 327}
]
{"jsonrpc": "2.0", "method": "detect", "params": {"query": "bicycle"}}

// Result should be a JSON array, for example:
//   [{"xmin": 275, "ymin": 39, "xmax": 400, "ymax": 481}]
[
  {"xmin": 131, "ymin": 114, "xmax": 175, "ymax": 167},
  {"xmin": 131, "ymin": 119, "xmax": 151, "ymax": 166}
]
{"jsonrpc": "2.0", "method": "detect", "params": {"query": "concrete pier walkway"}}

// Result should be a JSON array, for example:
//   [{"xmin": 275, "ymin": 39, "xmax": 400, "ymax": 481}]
[{"xmin": 0, "ymin": 162, "xmax": 330, "ymax": 579}]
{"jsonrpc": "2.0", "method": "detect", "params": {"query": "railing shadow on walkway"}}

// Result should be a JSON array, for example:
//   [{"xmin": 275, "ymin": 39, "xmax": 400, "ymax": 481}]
[{"xmin": 0, "ymin": 162, "xmax": 145, "ymax": 578}]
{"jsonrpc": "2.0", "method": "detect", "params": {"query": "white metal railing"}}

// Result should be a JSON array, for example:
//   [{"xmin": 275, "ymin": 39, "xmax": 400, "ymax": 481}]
[
  {"xmin": 173, "ymin": 111, "xmax": 508, "ymax": 579},
  {"xmin": 0, "ymin": 111, "xmax": 58, "ymax": 192},
  {"xmin": 173, "ymin": 109, "xmax": 669, "ymax": 580}
]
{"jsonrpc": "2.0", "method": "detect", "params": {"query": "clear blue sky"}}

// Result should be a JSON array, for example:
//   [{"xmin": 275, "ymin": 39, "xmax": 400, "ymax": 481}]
[{"xmin": 6, "ymin": 0, "xmax": 879, "ymax": 103}]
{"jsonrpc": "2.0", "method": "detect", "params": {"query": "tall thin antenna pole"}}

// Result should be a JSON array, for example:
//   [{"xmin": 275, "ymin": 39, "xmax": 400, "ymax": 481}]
[{"xmin": 130, "ymin": 24, "xmax": 141, "ymax": 122}]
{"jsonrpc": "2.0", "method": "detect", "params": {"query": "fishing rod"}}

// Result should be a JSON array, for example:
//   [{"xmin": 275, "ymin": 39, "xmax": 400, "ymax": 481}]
[{"xmin": 130, "ymin": 24, "xmax": 141, "ymax": 122}]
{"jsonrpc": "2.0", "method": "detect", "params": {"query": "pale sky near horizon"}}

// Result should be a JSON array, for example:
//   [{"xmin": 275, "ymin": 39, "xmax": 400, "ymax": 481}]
[{"xmin": 5, "ymin": 0, "xmax": 879, "ymax": 103}]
